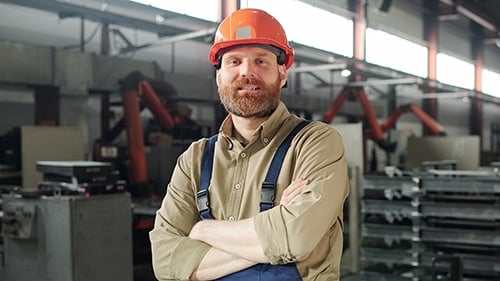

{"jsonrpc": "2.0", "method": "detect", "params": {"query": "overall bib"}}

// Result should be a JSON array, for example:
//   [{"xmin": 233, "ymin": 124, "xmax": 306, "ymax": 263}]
[{"xmin": 197, "ymin": 121, "xmax": 310, "ymax": 281}]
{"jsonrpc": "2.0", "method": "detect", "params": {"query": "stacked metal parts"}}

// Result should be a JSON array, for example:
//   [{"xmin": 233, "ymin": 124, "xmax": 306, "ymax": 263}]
[
  {"xmin": 36, "ymin": 161, "xmax": 125, "ymax": 195},
  {"xmin": 360, "ymin": 168, "xmax": 500, "ymax": 280}
]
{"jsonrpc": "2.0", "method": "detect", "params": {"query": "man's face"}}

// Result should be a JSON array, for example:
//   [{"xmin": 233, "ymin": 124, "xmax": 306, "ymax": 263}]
[{"xmin": 216, "ymin": 46, "xmax": 287, "ymax": 118}]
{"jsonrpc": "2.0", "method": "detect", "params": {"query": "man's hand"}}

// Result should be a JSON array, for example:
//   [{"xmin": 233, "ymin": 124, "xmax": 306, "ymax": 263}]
[
  {"xmin": 189, "ymin": 178, "xmax": 309, "ymax": 257},
  {"xmin": 280, "ymin": 178, "xmax": 308, "ymax": 205},
  {"xmin": 189, "ymin": 247, "xmax": 256, "ymax": 280},
  {"xmin": 188, "ymin": 178, "xmax": 308, "ymax": 279}
]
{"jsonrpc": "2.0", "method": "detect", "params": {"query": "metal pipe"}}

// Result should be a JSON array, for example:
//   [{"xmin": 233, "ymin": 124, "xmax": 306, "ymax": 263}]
[{"xmin": 121, "ymin": 88, "xmax": 148, "ymax": 184}]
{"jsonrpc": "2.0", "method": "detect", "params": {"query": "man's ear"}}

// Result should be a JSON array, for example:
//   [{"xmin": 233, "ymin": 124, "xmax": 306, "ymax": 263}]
[
  {"xmin": 279, "ymin": 66, "xmax": 287, "ymax": 88},
  {"xmin": 215, "ymin": 70, "xmax": 221, "ymax": 86}
]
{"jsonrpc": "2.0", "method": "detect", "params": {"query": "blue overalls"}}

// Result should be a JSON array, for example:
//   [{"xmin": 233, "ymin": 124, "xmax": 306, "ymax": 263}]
[{"xmin": 197, "ymin": 120, "xmax": 309, "ymax": 281}]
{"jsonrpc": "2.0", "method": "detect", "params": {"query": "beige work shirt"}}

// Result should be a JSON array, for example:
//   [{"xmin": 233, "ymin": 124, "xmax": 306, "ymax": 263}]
[{"xmin": 150, "ymin": 102, "xmax": 349, "ymax": 280}]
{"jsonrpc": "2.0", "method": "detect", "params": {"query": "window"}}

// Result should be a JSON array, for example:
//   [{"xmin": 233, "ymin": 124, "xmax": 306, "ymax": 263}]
[
  {"xmin": 436, "ymin": 53, "xmax": 474, "ymax": 89},
  {"xmin": 130, "ymin": 0, "xmax": 218, "ymax": 21},
  {"xmin": 366, "ymin": 28, "xmax": 427, "ymax": 77},
  {"xmin": 483, "ymin": 68, "xmax": 500, "ymax": 98},
  {"xmin": 241, "ymin": 0, "xmax": 353, "ymax": 57}
]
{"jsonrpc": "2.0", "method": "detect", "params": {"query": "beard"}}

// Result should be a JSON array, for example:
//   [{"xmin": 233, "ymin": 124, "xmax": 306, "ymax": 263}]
[{"xmin": 218, "ymin": 77, "xmax": 281, "ymax": 118}]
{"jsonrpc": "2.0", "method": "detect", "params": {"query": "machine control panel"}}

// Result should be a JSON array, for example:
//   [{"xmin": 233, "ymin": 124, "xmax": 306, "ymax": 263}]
[{"xmin": 1, "ymin": 201, "xmax": 36, "ymax": 239}]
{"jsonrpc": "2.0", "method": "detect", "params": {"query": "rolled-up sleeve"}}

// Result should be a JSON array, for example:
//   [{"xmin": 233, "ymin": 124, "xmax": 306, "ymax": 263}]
[
  {"xmin": 254, "ymin": 124, "xmax": 349, "ymax": 264},
  {"xmin": 149, "ymin": 142, "xmax": 211, "ymax": 280}
]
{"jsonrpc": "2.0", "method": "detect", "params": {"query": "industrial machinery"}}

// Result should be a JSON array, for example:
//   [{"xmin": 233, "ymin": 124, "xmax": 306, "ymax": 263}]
[
  {"xmin": 0, "ymin": 70, "xmax": 208, "ymax": 280},
  {"xmin": 93, "ymin": 71, "xmax": 209, "ymax": 198},
  {"xmin": 92, "ymin": 71, "xmax": 211, "ymax": 272},
  {"xmin": 322, "ymin": 86, "xmax": 446, "ymax": 151},
  {"xmin": 1, "ymin": 161, "xmax": 133, "ymax": 281}
]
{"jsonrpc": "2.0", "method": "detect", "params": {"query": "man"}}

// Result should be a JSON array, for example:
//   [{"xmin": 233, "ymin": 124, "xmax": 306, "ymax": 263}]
[{"xmin": 150, "ymin": 8, "xmax": 349, "ymax": 281}]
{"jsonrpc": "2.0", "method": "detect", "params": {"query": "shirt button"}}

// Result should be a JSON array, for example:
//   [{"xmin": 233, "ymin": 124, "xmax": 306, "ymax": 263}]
[
  {"xmin": 241, "ymin": 152, "xmax": 247, "ymax": 158},
  {"xmin": 235, "ymin": 183, "xmax": 241, "ymax": 189},
  {"xmin": 228, "ymin": 216, "xmax": 235, "ymax": 221},
  {"xmin": 263, "ymin": 138, "xmax": 269, "ymax": 143}
]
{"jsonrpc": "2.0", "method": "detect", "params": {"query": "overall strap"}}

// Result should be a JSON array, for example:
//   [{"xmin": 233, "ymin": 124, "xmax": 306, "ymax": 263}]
[
  {"xmin": 260, "ymin": 120, "xmax": 310, "ymax": 211},
  {"xmin": 197, "ymin": 120, "xmax": 310, "ymax": 219},
  {"xmin": 197, "ymin": 134, "xmax": 218, "ymax": 219}
]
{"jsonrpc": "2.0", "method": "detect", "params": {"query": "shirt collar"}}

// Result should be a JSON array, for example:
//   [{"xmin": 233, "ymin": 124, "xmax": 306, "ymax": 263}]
[{"xmin": 219, "ymin": 101, "xmax": 290, "ymax": 148}]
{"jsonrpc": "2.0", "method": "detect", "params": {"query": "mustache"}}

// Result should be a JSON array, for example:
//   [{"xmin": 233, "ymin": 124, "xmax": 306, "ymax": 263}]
[{"xmin": 233, "ymin": 77, "xmax": 265, "ymax": 89}]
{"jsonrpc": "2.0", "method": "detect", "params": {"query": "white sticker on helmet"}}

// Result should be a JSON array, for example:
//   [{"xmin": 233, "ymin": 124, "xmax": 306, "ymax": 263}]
[{"xmin": 236, "ymin": 26, "xmax": 252, "ymax": 39}]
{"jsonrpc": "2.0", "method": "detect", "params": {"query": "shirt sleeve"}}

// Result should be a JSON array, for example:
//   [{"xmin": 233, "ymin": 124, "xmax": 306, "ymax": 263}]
[
  {"xmin": 149, "ymin": 143, "xmax": 212, "ymax": 280},
  {"xmin": 254, "ymin": 123, "xmax": 349, "ymax": 264}
]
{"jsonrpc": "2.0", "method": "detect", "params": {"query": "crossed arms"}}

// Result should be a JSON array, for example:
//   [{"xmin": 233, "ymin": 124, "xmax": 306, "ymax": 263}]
[{"xmin": 189, "ymin": 178, "xmax": 308, "ymax": 280}]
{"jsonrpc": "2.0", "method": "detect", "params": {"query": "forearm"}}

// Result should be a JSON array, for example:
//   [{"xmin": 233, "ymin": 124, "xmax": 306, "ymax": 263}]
[
  {"xmin": 189, "ymin": 218, "xmax": 269, "ymax": 263},
  {"xmin": 190, "ymin": 247, "xmax": 256, "ymax": 280}
]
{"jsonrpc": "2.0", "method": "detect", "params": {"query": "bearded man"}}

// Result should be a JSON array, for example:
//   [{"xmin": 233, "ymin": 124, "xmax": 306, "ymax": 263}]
[{"xmin": 150, "ymin": 8, "xmax": 349, "ymax": 281}]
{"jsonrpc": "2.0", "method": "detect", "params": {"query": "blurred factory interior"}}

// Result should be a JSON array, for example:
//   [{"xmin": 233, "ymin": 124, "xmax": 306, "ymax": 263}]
[{"xmin": 0, "ymin": 0, "xmax": 499, "ymax": 280}]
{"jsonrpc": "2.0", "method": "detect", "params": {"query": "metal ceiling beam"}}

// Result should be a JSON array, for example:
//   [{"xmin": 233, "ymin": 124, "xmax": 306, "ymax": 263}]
[
  {"xmin": 0, "ymin": 0, "xmax": 211, "ymax": 36},
  {"xmin": 439, "ymin": 0, "xmax": 498, "ymax": 33},
  {"xmin": 1, "ymin": 0, "xmax": 498, "ymax": 107},
  {"xmin": 346, "ymin": 77, "xmax": 423, "ymax": 87},
  {"xmin": 299, "ymin": 0, "xmax": 357, "ymax": 19},
  {"xmin": 399, "ymin": 91, "xmax": 472, "ymax": 100},
  {"xmin": 287, "ymin": 63, "xmax": 348, "ymax": 73},
  {"xmin": 120, "ymin": 27, "xmax": 216, "ymax": 54}
]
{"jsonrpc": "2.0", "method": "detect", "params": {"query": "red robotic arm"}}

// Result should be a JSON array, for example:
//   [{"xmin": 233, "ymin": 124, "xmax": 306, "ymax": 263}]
[
  {"xmin": 121, "ymin": 71, "xmax": 179, "ymax": 185},
  {"xmin": 322, "ymin": 87, "xmax": 446, "ymax": 151}
]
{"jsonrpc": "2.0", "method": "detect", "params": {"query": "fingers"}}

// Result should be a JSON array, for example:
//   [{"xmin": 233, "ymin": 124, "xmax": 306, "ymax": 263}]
[
  {"xmin": 284, "ymin": 178, "xmax": 306, "ymax": 196},
  {"xmin": 280, "ymin": 178, "xmax": 308, "ymax": 206}
]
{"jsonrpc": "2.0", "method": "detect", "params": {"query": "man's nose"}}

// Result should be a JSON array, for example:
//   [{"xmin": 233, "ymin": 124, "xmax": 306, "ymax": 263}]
[{"xmin": 239, "ymin": 60, "xmax": 256, "ymax": 77}]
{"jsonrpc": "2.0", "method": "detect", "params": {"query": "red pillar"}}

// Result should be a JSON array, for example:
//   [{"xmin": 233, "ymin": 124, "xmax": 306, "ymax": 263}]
[
  {"xmin": 351, "ymin": 0, "xmax": 366, "ymax": 82},
  {"xmin": 423, "ymin": 0, "xmax": 439, "ymax": 135},
  {"xmin": 470, "ymin": 22, "xmax": 484, "ymax": 147},
  {"xmin": 218, "ymin": 0, "xmax": 239, "ymax": 20}
]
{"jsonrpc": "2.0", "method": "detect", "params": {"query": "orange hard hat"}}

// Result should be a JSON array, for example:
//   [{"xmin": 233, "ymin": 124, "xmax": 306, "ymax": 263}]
[{"xmin": 209, "ymin": 8, "xmax": 295, "ymax": 69}]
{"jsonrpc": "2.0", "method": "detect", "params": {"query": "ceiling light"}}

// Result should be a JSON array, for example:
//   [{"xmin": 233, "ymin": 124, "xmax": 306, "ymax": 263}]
[
  {"xmin": 155, "ymin": 15, "xmax": 165, "ymax": 24},
  {"xmin": 340, "ymin": 69, "xmax": 352, "ymax": 77}
]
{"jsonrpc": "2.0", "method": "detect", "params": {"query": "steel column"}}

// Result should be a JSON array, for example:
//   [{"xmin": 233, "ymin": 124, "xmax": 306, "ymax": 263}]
[
  {"xmin": 101, "ymin": 22, "xmax": 110, "ymax": 55},
  {"xmin": 470, "ymin": 22, "xmax": 484, "ymax": 143},
  {"xmin": 349, "ymin": 0, "xmax": 366, "ymax": 83},
  {"xmin": 423, "ymin": 0, "xmax": 439, "ymax": 134},
  {"xmin": 218, "ymin": 0, "xmax": 239, "ymax": 21}
]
